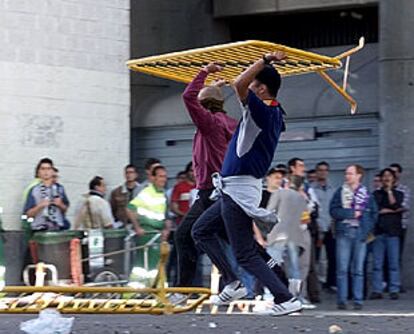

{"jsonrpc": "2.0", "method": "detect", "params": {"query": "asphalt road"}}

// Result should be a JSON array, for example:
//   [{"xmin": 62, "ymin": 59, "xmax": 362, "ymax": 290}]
[{"xmin": 3, "ymin": 291, "xmax": 414, "ymax": 334}]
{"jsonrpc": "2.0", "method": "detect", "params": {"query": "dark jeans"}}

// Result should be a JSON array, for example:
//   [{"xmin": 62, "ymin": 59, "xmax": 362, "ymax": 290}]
[
  {"xmin": 336, "ymin": 231, "xmax": 367, "ymax": 305},
  {"xmin": 192, "ymin": 194, "xmax": 292, "ymax": 304},
  {"xmin": 222, "ymin": 240, "xmax": 256, "ymax": 298},
  {"xmin": 316, "ymin": 230, "xmax": 336, "ymax": 288},
  {"xmin": 382, "ymin": 228, "xmax": 406, "ymax": 290},
  {"xmin": 166, "ymin": 231, "xmax": 177, "ymax": 286},
  {"xmin": 400, "ymin": 228, "xmax": 406, "ymax": 267},
  {"xmin": 174, "ymin": 189, "xmax": 214, "ymax": 287},
  {"xmin": 372, "ymin": 235, "xmax": 400, "ymax": 293},
  {"xmin": 307, "ymin": 234, "xmax": 320, "ymax": 301}
]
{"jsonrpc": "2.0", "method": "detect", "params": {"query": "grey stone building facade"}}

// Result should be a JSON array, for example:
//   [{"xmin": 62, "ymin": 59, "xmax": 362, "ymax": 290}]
[
  {"xmin": 0, "ymin": 0, "xmax": 130, "ymax": 230},
  {"xmin": 0, "ymin": 0, "xmax": 130, "ymax": 283}
]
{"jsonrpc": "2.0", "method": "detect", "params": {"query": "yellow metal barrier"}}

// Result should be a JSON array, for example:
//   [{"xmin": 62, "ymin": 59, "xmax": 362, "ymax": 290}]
[
  {"xmin": 0, "ymin": 242, "xmax": 210, "ymax": 314},
  {"xmin": 127, "ymin": 38, "xmax": 365, "ymax": 113},
  {"xmin": 127, "ymin": 40, "xmax": 343, "ymax": 83}
]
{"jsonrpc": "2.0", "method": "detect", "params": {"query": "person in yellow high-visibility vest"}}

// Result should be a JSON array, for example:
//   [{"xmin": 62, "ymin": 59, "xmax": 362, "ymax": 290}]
[{"xmin": 127, "ymin": 165, "xmax": 171, "ymax": 270}]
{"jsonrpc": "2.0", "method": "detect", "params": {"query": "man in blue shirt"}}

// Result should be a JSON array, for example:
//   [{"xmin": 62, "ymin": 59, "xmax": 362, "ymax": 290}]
[
  {"xmin": 192, "ymin": 52, "xmax": 302, "ymax": 316},
  {"xmin": 24, "ymin": 158, "xmax": 70, "ymax": 231}
]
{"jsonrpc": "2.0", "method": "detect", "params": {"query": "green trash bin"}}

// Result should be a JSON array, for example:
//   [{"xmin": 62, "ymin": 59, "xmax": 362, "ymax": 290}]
[
  {"xmin": 0, "ymin": 230, "xmax": 4, "ymax": 288},
  {"xmin": 32, "ymin": 231, "xmax": 84, "ymax": 282},
  {"xmin": 21, "ymin": 215, "xmax": 33, "ymax": 245},
  {"xmin": 102, "ymin": 229, "xmax": 128, "ymax": 276},
  {"xmin": 0, "ymin": 212, "xmax": 30, "ymax": 286},
  {"xmin": 0, "ymin": 235, "xmax": 4, "ymax": 269},
  {"xmin": 0, "ymin": 214, "xmax": 4, "ymax": 269},
  {"xmin": 127, "ymin": 231, "xmax": 161, "ymax": 291},
  {"xmin": 135, "ymin": 231, "xmax": 161, "ymax": 271}
]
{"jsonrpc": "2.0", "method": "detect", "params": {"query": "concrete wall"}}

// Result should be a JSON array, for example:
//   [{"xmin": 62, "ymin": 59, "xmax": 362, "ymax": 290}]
[
  {"xmin": 130, "ymin": 0, "xmax": 230, "ymax": 129},
  {"xmin": 379, "ymin": 0, "xmax": 414, "ymax": 288},
  {"xmin": 0, "ymin": 0, "xmax": 131, "ymax": 229},
  {"xmin": 213, "ymin": 0, "xmax": 378, "ymax": 17}
]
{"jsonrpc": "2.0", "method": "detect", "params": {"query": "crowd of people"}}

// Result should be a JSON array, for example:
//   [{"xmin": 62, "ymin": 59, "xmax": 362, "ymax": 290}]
[
  {"xmin": 21, "ymin": 155, "xmax": 410, "ymax": 310},
  {"xmin": 252, "ymin": 160, "xmax": 409, "ymax": 310},
  {"xmin": 21, "ymin": 50, "xmax": 410, "ymax": 316}
]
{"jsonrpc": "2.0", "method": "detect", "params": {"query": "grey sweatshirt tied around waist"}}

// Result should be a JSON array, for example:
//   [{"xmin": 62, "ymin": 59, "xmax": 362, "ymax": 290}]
[{"xmin": 210, "ymin": 172, "xmax": 279, "ymax": 225}]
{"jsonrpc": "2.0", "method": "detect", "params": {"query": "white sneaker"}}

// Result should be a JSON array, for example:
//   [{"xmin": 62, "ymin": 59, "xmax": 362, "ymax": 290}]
[
  {"xmin": 252, "ymin": 300, "xmax": 269, "ymax": 313},
  {"xmin": 300, "ymin": 297, "xmax": 316, "ymax": 310},
  {"xmin": 210, "ymin": 281, "xmax": 248, "ymax": 306},
  {"xmin": 169, "ymin": 293, "xmax": 187, "ymax": 305},
  {"xmin": 254, "ymin": 297, "xmax": 303, "ymax": 316}
]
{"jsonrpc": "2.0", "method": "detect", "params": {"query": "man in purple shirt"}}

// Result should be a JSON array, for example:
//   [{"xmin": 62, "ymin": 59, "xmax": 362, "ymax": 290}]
[{"xmin": 173, "ymin": 63, "xmax": 238, "ymax": 296}]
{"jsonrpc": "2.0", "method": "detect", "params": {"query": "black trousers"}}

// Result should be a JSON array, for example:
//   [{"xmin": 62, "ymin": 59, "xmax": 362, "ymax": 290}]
[
  {"xmin": 192, "ymin": 194, "xmax": 292, "ymax": 303},
  {"xmin": 174, "ymin": 189, "xmax": 214, "ymax": 287},
  {"xmin": 316, "ymin": 230, "xmax": 337, "ymax": 288},
  {"xmin": 307, "ymin": 233, "xmax": 320, "ymax": 301},
  {"xmin": 175, "ymin": 189, "xmax": 288, "ymax": 290}
]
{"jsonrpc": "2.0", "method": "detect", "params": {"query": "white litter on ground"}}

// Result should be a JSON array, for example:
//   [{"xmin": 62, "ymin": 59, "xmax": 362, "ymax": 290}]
[{"xmin": 20, "ymin": 308, "xmax": 74, "ymax": 334}]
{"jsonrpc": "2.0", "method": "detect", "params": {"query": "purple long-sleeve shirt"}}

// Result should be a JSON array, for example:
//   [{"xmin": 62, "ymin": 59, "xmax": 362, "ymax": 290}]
[{"xmin": 182, "ymin": 70, "xmax": 238, "ymax": 190}]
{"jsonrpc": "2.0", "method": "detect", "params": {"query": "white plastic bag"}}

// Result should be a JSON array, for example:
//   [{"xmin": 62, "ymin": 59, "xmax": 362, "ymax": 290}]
[{"xmin": 20, "ymin": 309, "xmax": 74, "ymax": 334}]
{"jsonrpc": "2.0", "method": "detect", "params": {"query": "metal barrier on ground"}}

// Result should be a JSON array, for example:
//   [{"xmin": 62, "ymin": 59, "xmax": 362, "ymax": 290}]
[{"xmin": 0, "ymin": 242, "xmax": 210, "ymax": 314}]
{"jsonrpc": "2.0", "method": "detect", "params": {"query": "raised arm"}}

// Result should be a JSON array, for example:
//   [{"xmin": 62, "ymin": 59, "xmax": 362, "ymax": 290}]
[
  {"xmin": 182, "ymin": 63, "xmax": 224, "ymax": 132},
  {"xmin": 233, "ymin": 51, "xmax": 286, "ymax": 102}
]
